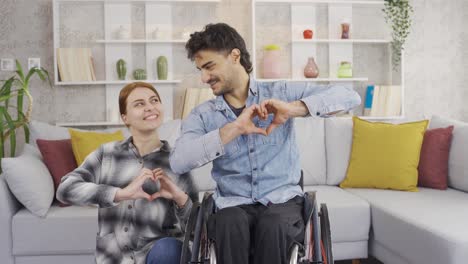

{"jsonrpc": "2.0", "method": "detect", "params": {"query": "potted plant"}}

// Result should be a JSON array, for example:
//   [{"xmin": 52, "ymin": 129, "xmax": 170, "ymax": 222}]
[
  {"xmin": 0, "ymin": 60, "xmax": 51, "ymax": 171},
  {"xmin": 382, "ymin": 0, "xmax": 414, "ymax": 68}
]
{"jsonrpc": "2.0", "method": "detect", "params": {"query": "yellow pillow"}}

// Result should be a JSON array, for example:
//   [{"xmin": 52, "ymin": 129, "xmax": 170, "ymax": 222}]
[
  {"xmin": 69, "ymin": 129, "xmax": 124, "ymax": 165},
  {"xmin": 340, "ymin": 117, "xmax": 428, "ymax": 191}
]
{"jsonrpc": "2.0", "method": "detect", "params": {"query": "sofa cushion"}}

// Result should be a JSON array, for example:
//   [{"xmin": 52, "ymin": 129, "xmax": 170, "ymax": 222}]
[
  {"xmin": 303, "ymin": 185, "xmax": 370, "ymax": 243},
  {"xmin": 340, "ymin": 117, "xmax": 428, "ymax": 191},
  {"xmin": 418, "ymin": 126, "xmax": 454, "ymax": 190},
  {"xmin": 324, "ymin": 117, "xmax": 353, "ymax": 185},
  {"xmin": 191, "ymin": 162, "xmax": 216, "ymax": 191},
  {"xmin": 347, "ymin": 187, "xmax": 468, "ymax": 264},
  {"xmin": 36, "ymin": 139, "xmax": 78, "ymax": 192},
  {"xmin": 2, "ymin": 145, "xmax": 54, "ymax": 217},
  {"xmin": 12, "ymin": 205, "xmax": 98, "ymax": 255},
  {"xmin": 429, "ymin": 115, "xmax": 468, "ymax": 192},
  {"xmin": 295, "ymin": 117, "xmax": 326, "ymax": 185}
]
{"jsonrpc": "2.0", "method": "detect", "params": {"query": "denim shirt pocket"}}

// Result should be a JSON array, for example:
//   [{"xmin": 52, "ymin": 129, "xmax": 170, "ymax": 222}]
[{"xmin": 258, "ymin": 117, "xmax": 287, "ymax": 145}]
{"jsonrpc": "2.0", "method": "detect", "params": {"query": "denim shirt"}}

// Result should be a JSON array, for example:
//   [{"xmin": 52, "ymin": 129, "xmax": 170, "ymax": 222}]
[{"xmin": 170, "ymin": 78, "xmax": 361, "ymax": 209}]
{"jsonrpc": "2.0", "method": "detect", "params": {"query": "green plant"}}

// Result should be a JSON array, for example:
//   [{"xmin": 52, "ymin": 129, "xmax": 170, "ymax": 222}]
[
  {"xmin": 0, "ymin": 60, "xmax": 51, "ymax": 170},
  {"xmin": 383, "ymin": 0, "xmax": 414, "ymax": 68}
]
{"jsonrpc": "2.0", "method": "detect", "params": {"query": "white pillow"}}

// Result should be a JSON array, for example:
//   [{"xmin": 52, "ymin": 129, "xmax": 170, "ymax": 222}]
[
  {"xmin": 2, "ymin": 144, "xmax": 54, "ymax": 217},
  {"xmin": 324, "ymin": 117, "xmax": 354, "ymax": 185},
  {"xmin": 429, "ymin": 115, "xmax": 468, "ymax": 192},
  {"xmin": 295, "ymin": 117, "xmax": 327, "ymax": 185}
]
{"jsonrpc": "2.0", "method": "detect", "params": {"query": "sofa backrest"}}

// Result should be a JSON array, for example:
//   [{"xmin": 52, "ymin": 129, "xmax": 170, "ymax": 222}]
[
  {"xmin": 294, "ymin": 117, "xmax": 327, "ymax": 185},
  {"xmin": 429, "ymin": 115, "xmax": 468, "ymax": 193},
  {"xmin": 324, "ymin": 117, "xmax": 353, "ymax": 185}
]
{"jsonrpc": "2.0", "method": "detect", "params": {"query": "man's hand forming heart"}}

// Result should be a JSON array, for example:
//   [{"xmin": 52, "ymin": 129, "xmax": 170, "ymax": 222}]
[{"xmin": 259, "ymin": 99, "xmax": 292, "ymax": 135}]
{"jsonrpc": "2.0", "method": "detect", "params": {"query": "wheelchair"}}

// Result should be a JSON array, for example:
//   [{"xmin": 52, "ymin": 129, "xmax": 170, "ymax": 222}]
[{"xmin": 180, "ymin": 173, "xmax": 334, "ymax": 264}]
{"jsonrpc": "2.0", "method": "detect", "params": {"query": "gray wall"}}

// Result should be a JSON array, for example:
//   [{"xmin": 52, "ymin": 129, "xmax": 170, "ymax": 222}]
[{"xmin": 1, "ymin": 0, "xmax": 467, "ymax": 127}]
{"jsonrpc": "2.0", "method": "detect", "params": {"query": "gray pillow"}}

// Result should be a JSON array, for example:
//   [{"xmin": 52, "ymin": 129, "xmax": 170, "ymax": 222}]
[{"xmin": 2, "ymin": 144, "xmax": 54, "ymax": 217}]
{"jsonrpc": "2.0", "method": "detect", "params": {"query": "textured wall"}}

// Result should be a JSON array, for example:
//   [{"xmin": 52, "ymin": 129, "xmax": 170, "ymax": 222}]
[{"xmin": 0, "ymin": 0, "xmax": 467, "ymax": 129}]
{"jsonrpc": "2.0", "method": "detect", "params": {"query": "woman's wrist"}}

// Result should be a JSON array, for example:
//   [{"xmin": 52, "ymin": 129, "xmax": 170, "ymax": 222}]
[
  {"xmin": 173, "ymin": 191, "xmax": 189, "ymax": 208},
  {"xmin": 114, "ymin": 188, "xmax": 127, "ymax": 202}
]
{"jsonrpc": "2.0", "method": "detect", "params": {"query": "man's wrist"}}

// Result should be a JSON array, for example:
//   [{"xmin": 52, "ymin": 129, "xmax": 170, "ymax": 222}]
[
  {"xmin": 288, "ymin": 100, "xmax": 309, "ymax": 118},
  {"xmin": 220, "ymin": 121, "xmax": 244, "ymax": 144}
]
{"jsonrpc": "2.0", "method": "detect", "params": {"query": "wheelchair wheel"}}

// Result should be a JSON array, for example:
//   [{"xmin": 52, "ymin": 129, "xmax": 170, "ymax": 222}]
[{"xmin": 319, "ymin": 203, "xmax": 333, "ymax": 264}]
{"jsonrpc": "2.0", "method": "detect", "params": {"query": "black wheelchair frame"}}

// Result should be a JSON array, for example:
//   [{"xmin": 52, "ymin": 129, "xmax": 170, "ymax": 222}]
[{"xmin": 180, "ymin": 173, "xmax": 334, "ymax": 264}]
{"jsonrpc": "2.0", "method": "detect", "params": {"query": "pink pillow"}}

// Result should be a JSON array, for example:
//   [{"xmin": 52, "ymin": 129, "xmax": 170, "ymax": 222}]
[
  {"xmin": 36, "ymin": 139, "xmax": 78, "ymax": 205},
  {"xmin": 418, "ymin": 126, "xmax": 454, "ymax": 189}
]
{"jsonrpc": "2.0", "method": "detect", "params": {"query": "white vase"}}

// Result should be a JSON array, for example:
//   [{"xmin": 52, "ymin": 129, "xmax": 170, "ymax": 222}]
[{"xmin": 116, "ymin": 25, "xmax": 131, "ymax": 40}]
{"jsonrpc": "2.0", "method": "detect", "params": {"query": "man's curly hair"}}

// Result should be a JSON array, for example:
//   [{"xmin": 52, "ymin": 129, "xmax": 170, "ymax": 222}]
[{"xmin": 185, "ymin": 23, "xmax": 253, "ymax": 74}]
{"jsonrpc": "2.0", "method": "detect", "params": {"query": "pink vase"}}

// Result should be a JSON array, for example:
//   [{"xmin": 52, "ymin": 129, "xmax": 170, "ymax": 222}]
[
  {"xmin": 304, "ymin": 57, "xmax": 319, "ymax": 78},
  {"xmin": 262, "ymin": 50, "xmax": 281, "ymax": 78}
]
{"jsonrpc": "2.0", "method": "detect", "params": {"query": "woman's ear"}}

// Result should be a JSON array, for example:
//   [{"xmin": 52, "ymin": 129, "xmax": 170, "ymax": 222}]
[{"xmin": 121, "ymin": 114, "xmax": 128, "ymax": 126}]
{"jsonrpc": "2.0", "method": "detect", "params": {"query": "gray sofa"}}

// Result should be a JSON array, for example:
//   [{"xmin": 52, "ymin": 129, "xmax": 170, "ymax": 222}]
[{"xmin": 1, "ymin": 115, "xmax": 467, "ymax": 264}]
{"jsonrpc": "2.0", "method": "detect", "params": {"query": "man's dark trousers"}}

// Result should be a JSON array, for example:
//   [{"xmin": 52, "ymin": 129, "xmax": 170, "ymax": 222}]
[{"xmin": 208, "ymin": 196, "xmax": 305, "ymax": 264}]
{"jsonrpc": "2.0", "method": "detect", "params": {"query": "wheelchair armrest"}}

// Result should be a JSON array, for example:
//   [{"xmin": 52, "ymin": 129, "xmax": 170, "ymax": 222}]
[{"xmin": 303, "ymin": 191, "xmax": 317, "ymax": 224}]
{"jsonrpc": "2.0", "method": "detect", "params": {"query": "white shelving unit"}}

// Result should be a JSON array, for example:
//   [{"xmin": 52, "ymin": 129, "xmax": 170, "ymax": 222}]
[
  {"xmin": 95, "ymin": 39, "xmax": 188, "ymax": 44},
  {"xmin": 256, "ymin": 77, "xmax": 369, "ymax": 82},
  {"xmin": 252, "ymin": 0, "xmax": 404, "ymax": 120},
  {"xmin": 52, "ymin": 0, "xmax": 219, "ymax": 125}
]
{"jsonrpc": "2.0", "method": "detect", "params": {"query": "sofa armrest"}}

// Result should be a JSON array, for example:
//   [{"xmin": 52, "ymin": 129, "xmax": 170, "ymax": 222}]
[{"xmin": 0, "ymin": 174, "xmax": 22, "ymax": 264}]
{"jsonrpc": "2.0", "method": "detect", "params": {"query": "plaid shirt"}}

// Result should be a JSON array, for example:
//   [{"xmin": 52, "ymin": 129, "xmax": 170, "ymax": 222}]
[{"xmin": 57, "ymin": 138, "xmax": 197, "ymax": 264}]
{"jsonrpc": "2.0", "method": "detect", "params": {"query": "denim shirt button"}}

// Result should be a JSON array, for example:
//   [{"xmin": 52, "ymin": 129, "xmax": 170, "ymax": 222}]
[
  {"xmin": 316, "ymin": 111, "xmax": 321, "ymax": 116},
  {"xmin": 215, "ymin": 152, "xmax": 220, "ymax": 156}
]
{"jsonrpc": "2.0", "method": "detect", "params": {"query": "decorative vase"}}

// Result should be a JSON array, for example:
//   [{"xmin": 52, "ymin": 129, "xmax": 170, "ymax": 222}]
[
  {"xmin": 341, "ymin": 22, "xmax": 350, "ymax": 39},
  {"xmin": 303, "ymin": 29, "xmax": 313, "ymax": 39},
  {"xmin": 304, "ymin": 57, "xmax": 319, "ymax": 78},
  {"xmin": 262, "ymin": 44, "xmax": 281, "ymax": 79},
  {"xmin": 116, "ymin": 59, "xmax": 127, "ymax": 80},
  {"xmin": 133, "ymin": 69, "xmax": 147, "ymax": 80},
  {"xmin": 157, "ymin": 56, "xmax": 168, "ymax": 80},
  {"xmin": 117, "ymin": 25, "xmax": 131, "ymax": 40},
  {"xmin": 337, "ymin": 61, "xmax": 353, "ymax": 78}
]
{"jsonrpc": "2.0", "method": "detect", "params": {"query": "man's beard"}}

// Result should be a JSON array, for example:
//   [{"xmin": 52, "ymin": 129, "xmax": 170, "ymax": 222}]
[{"xmin": 212, "ymin": 78, "xmax": 233, "ymax": 96}]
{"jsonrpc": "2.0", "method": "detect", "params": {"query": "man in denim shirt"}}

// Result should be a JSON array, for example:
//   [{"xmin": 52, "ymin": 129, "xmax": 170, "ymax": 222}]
[{"xmin": 170, "ymin": 23, "xmax": 361, "ymax": 264}]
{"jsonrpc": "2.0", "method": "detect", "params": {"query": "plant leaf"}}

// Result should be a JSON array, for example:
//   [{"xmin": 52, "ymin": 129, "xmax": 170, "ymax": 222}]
[
  {"xmin": 2, "ymin": 108, "xmax": 16, "ymax": 157},
  {"xmin": 15, "ymin": 60, "xmax": 25, "ymax": 81}
]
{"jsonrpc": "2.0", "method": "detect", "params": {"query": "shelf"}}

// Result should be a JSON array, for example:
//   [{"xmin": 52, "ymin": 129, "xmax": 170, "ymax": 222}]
[
  {"xmin": 55, "ymin": 80, "xmax": 182, "ymax": 86},
  {"xmin": 292, "ymin": 39, "xmax": 391, "ymax": 44},
  {"xmin": 57, "ymin": 0, "xmax": 220, "ymax": 3},
  {"xmin": 96, "ymin": 39, "xmax": 187, "ymax": 44},
  {"xmin": 256, "ymin": 77, "xmax": 369, "ymax": 82},
  {"xmin": 255, "ymin": 0, "xmax": 384, "ymax": 5}
]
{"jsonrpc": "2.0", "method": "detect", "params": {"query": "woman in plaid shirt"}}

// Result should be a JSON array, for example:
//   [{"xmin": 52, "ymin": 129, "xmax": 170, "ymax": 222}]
[{"xmin": 57, "ymin": 82, "xmax": 197, "ymax": 264}]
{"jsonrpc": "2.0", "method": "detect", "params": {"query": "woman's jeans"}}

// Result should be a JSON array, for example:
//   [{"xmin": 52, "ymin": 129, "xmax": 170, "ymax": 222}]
[{"xmin": 146, "ymin": 237, "xmax": 184, "ymax": 264}]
